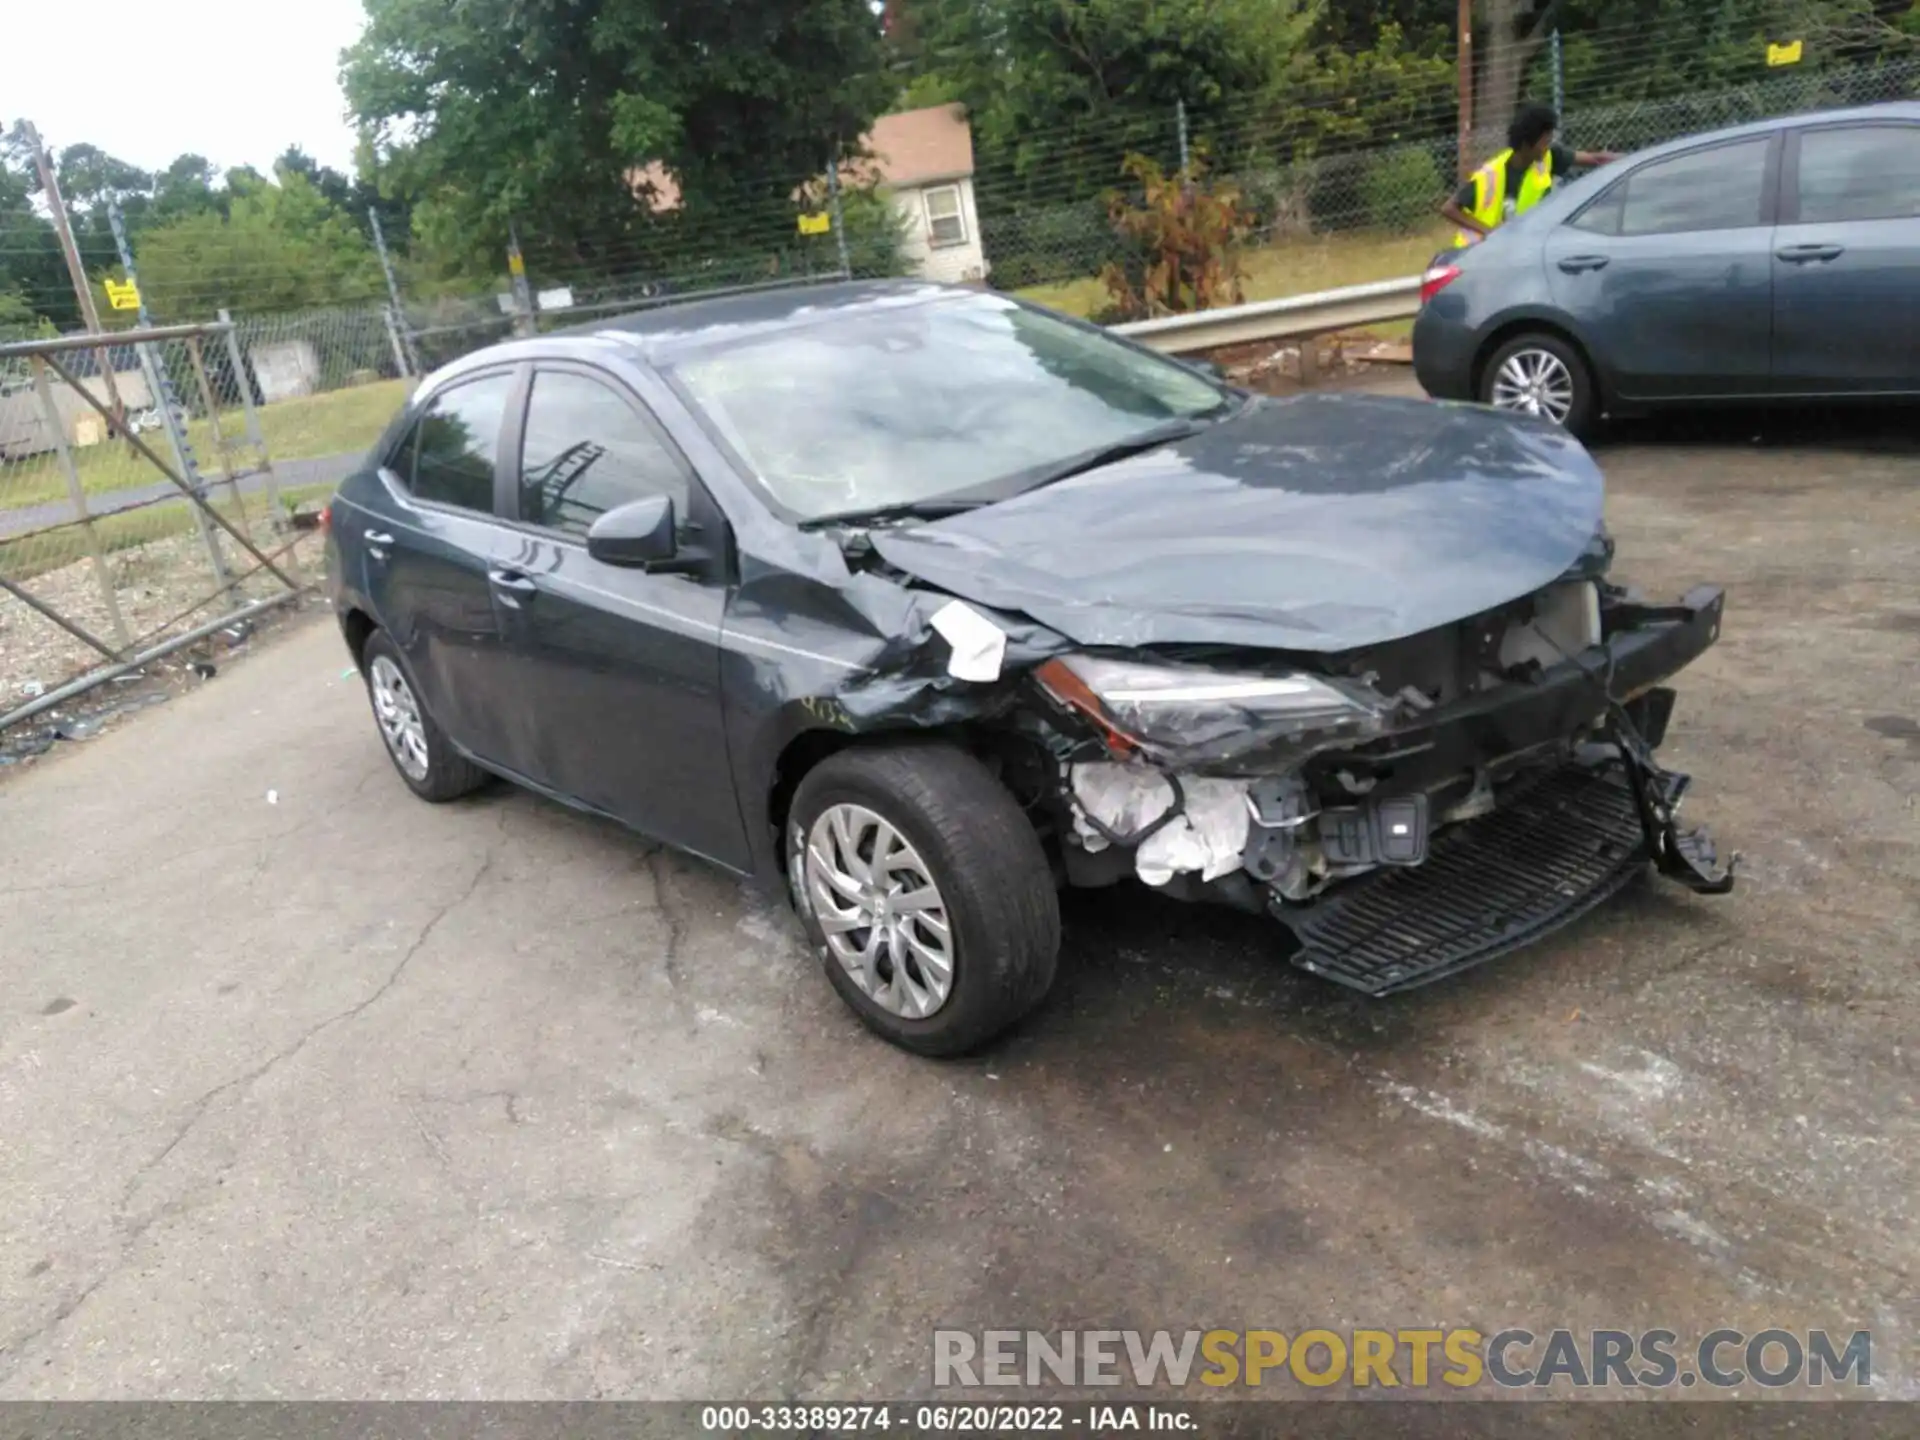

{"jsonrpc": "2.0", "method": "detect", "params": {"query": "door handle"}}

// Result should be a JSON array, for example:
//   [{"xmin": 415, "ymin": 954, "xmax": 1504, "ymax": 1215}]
[
  {"xmin": 363, "ymin": 529, "xmax": 392, "ymax": 560},
  {"xmin": 1776, "ymin": 243, "xmax": 1844, "ymax": 263},
  {"xmin": 488, "ymin": 568, "xmax": 539, "ymax": 608},
  {"xmin": 1556, "ymin": 254, "xmax": 1610, "ymax": 274}
]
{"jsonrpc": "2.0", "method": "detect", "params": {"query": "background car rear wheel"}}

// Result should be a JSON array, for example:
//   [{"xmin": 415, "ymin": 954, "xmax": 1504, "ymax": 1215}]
[
  {"xmin": 788, "ymin": 744, "xmax": 1060, "ymax": 1057},
  {"xmin": 361, "ymin": 629, "xmax": 489, "ymax": 803},
  {"xmin": 1480, "ymin": 333, "xmax": 1597, "ymax": 439}
]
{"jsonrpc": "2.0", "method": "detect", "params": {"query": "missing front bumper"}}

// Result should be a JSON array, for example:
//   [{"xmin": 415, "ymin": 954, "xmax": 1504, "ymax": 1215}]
[{"xmin": 1282, "ymin": 745, "xmax": 1734, "ymax": 997}]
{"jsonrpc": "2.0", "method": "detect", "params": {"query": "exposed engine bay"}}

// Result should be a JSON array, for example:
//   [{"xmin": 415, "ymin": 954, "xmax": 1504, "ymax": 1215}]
[{"xmin": 997, "ymin": 571, "xmax": 1737, "ymax": 993}]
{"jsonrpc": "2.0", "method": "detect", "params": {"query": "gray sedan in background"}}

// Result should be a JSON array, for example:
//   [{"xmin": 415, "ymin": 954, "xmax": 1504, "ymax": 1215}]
[{"xmin": 1413, "ymin": 102, "xmax": 1920, "ymax": 437}]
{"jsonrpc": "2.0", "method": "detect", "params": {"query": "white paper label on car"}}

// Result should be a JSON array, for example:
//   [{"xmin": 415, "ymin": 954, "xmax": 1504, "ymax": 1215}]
[{"xmin": 928, "ymin": 600, "xmax": 1007, "ymax": 682}]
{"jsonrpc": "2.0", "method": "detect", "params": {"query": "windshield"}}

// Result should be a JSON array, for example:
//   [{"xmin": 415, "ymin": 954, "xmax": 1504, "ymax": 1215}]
[{"xmin": 667, "ymin": 293, "xmax": 1228, "ymax": 522}]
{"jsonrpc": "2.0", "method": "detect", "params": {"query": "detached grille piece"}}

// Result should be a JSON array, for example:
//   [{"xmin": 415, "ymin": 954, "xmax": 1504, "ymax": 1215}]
[{"xmin": 1283, "ymin": 763, "xmax": 1646, "ymax": 995}]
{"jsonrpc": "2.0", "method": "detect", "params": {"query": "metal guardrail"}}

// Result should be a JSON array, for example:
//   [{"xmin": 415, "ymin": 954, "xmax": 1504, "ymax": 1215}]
[{"xmin": 1111, "ymin": 275, "xmax": 1423, "ymax": 355}]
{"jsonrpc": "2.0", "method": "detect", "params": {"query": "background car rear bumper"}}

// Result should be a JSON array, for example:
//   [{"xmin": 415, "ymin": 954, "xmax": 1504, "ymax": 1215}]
[{"xmin": 1410, "ymin": 310, "xmax": 1478, "ymax": 400}]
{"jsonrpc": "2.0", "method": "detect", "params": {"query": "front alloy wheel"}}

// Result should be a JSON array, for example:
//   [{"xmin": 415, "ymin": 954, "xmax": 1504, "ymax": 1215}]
[
  {"xmin": 787, "ymin": 744, "xmax": 1060, "ymax": 1057},
  {"xmin": 803, "ymin": 803, "xmax": 955, "ymax": 1019}
]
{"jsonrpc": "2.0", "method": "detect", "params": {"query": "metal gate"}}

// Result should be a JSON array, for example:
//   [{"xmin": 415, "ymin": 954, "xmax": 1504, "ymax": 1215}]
[{"xmin": 0, "ymin": 321, "xmax": 315, "ymax": 734}]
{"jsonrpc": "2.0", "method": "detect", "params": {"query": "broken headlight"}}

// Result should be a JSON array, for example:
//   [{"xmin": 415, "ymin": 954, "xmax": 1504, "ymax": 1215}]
[{"xmin": 1035, "ymin": 655, "xmax": 1393, "ymax": 760}]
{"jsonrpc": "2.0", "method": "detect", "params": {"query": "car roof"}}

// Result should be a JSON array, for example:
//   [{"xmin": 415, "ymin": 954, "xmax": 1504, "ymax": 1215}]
[
  {"xmin": 1605, "ymin": 99, "xmax": 1920, "ymax": 166},
  {"xmin": 416, "ymin": 278, "xmax": 979, "ymax": 393}
]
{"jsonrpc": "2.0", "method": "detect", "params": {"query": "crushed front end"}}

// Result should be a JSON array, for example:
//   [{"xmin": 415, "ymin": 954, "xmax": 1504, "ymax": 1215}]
[{"xmin": 1020, "ymin": 571, "xmax": 1737, "ymax": 995}]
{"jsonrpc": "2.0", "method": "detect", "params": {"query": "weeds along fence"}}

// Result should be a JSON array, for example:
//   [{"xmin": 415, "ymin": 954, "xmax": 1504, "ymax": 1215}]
[{"xmin": 0, "ymin": 323, "xmax": 323, "ymax": 729}]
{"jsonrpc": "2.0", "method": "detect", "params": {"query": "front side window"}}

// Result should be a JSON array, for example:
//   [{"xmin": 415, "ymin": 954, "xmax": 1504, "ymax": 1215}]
[
  {"xmin": 1796, "ymin": 125, "xmax": 1920, "ymax": 223},
  {"xmin": 1615, "ymin": 138, "xmax": 1771, "ymax": 237},
  {"xmin": 401, "ymin": 373, "xmax": 514, "ymax": 512},
  {"xmin": 518, "ymin": 371, "xmax": 690, "ymax": 537},
  {"xmin": 668, "ymin": 293, "xmax": 1230, "ymax": 522},
  {"xmin": 924, "ymin": 185, "xmax": 967, "ymax": 247}
]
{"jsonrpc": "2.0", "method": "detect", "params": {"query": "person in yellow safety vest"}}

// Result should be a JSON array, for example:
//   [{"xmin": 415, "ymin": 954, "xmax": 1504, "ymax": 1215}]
[{"xmin": 1440, "ymin": 103, "xmax": 1620, "ymax": 248}]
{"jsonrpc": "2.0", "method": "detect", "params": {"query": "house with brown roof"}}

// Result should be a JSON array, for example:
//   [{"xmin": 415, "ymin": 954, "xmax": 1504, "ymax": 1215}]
[
  {"xmin": 852, "ymin": 103, "xmax": 988, "ymax": 284},
  {"xmin": 628, "ymin": 103, "xmax": 988, "ymax": 285}
]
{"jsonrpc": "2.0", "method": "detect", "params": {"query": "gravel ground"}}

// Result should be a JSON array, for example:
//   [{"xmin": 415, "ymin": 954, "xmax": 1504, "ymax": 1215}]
[{"xmin": 0, "ymin": 529, "xmax": 322, "ymax": 711}]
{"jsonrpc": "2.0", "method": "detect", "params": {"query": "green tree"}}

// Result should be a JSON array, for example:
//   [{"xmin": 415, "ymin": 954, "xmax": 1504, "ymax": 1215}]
[
  {"xmin": 150, "ymin": 154, "xmax": 224, "ymax": 224},
  {"xmin": 0, "ymin": 129, "xmax": 74, "ymax": 329},
  {"xmin": 342, "ymin": 0, "xmax": 892, "ymax": 271},
  {"xmin": 130, "ymin": 169, "xmax": 384, "ymax": 317},
  {"xmin": 902, "ymin": 0, "xmax": 1316, "ymax": 190}
]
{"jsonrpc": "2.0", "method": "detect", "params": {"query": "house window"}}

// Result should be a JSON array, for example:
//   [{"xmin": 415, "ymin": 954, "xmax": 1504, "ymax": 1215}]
[{"xmin": 924, "ymin": 185, "xmax": 967, "ymax": 247}]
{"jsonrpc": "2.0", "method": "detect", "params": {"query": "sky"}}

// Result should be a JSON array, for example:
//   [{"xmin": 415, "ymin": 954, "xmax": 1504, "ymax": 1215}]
[{"xmin": 9, "ymin": 0, "xmax": 368, "ymax": 176}]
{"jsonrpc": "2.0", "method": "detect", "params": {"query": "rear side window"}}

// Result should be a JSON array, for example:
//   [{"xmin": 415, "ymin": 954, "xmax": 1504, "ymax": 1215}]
[
  {"xmin": 1606, "ymin": 138, "xmax": 1771, "ymax": 237},
  {"xmin": 1796, "ymin": 125, "xmax": 1920, "ymax": 223},
  {"xmin": 1568, "ymin": 183, "xmax": 1626, "ymax": 236},
  {"xmin": 392, "ymin": 373, "xmax": 514, "ymax": 512}
]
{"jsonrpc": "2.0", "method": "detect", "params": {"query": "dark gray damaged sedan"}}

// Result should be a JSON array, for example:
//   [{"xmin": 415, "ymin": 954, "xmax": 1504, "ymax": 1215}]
[{"xmin": 325, "ymin": 280, "xmax": 1735, "ymax": 1055}]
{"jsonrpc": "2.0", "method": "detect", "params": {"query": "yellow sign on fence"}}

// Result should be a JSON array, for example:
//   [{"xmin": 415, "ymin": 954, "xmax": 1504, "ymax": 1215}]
[
  {"xmin": 1767, "ymin": 39, "xmax": 1804, "ymax": 66},
  {"xmin": 103, "ymin": 277, "xmax": 141, "ymax": 312},
  {"xmin": 797, "ymin": 211, "xmax": 832, "ymax": 235}
]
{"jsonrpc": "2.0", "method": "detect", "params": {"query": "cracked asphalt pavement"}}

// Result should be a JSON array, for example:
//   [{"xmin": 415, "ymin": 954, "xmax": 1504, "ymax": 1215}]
[{"xmin": 0, "ymin": 407, "xmax": 1915, "ymax": 1402}]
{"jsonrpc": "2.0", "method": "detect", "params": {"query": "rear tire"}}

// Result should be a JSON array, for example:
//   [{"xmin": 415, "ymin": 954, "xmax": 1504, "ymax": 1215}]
[
  {"xmin": 788, "ymin": 743, "xmax": 1060, "ymax": 1057},
  {"xmin": 361, "ymin": 629, "xmax": 489, "ymax": 803},
  {"xmin": 1480, "ymin": 332, "xmax": 1598, "ymax": 440}
]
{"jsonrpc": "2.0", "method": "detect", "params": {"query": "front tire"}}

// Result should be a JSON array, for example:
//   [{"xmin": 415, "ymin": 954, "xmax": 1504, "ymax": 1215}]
[
  {"xmin": 788, "ymin": 744, "xmax": 1060, "ymax": 1057},
  {"xmin": 1480, "ymin": 332, "xmax": 1597, "ymax": 439},
  {"xmin": 361, "ymin": 629, "xmax": 489, "ymax": 803}
]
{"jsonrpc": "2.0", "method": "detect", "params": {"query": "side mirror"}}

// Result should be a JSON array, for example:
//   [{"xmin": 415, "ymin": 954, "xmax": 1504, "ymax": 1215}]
[{"xmin": 586, "ymin": 495, "xmax": 679, "ymax": 569}]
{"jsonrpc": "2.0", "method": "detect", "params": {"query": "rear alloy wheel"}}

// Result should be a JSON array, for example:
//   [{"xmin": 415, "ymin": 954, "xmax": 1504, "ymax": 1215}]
[
  {"xmin": 1481, "ymin": 332, "xmax": 1597, "ymax": 438},
  {"xmin": 788, "ymin": 744, "xmax": 1060, "ymax": 1057},
  {"xmin": 360, "ymin": 629, "xmax": 489, "ymax": 803}
]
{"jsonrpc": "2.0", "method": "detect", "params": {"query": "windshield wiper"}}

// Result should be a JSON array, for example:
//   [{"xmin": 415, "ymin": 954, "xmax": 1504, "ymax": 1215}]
[
  {"xmin": 798, "ymin": 498, "xmax": 986, "ymax": 531},
  {"xmin": 1016, "ymin": 417, "xmax": 1205, "ymax": 492}
]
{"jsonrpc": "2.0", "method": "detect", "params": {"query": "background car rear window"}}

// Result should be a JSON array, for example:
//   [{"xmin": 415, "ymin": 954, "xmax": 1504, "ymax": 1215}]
[
  {"xmin": 402, "ymin": 373, "xmax": 514, "ymax": 511},
  {"xmin": 1796, "ymin": 125, "xmax": 1920, "ymax": 223},
  {"xmin": 1603, "ymin": 138, "xmax": 1771, "ymax": 237},
  {"xmin": 519, "ymin": 372, "xmax": 690, "ymax": 536}
]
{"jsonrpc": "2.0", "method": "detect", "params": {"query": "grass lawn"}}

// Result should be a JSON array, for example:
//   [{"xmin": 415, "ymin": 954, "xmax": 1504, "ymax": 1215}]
[
  {"xmin": 1, "ymin": 380, "xmax": 409, "ymax": 516},
  {"xmin": 0, "ymin": 481, "xmax": 337, "ymax": 586},
  {"xmin": 1017, "ymin": 227, "xmax": 1449, "ymax": 333}
]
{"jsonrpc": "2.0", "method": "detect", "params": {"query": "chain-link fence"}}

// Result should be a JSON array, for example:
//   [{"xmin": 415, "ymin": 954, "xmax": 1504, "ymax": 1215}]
[
  {"xmin": 0, "ymin": 322, "xmax": 320, "ymax": 730},
  {"xmin": 974, "ymin": 51, "xmax": 1920, "ymax": 303},
  {"xmin": 16, "ymin": 40, "xmax": 1902, "ymax": 509}
]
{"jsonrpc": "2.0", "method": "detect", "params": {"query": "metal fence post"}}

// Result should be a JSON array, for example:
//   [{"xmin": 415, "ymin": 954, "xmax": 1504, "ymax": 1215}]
[
  {"xmin": 369, "ymin": 208, "xmax": 419, "ymax": 376},
  {"xmin": 1551, "ymin": 30, "xmax": 1565, "ymax": 119},
  {"xmin": 825, "ymin": 156, "xmax": 852, "ymax": 280},
  {"xmin": 507, "ymin": 223, "xmax": 537, "ymax": 338},
  {"xmin": 382, "ymin": 305, "xmax": 413, "ymax": 382},
  {"xmin": 30, "ymin": 356, "xmax": 131, "ymax": 651},
  {"xmin": 107, "ymin": 199, "xmax": 230, "ymax": 585},
  {"xmin": 1176, "ymin": 98, "xmax": 1191, "ymax": 173},
  {"xmin": 184, "ymin": 335, "xmax": 253, "ymax": 536},
  {"xmin": 215, "ymin": 307, "xmax": 286, "ymax": 524}
]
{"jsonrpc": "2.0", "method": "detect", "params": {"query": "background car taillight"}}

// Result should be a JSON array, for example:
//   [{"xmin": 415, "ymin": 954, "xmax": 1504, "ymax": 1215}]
[{"xmin": 1419, "ymin": 263, "xmax": 1461, "ymax": 306}]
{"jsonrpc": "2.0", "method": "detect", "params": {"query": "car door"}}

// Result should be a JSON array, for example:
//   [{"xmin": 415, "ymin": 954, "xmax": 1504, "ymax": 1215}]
[
  {"xmin": 1543, "ymin": 133, "xmax": 1779, "ymax": 401},
  {"xmin": 364, "ymin": 367, "xmax": 527, "ymax": 767},
  {"xmin": 491, "ymin": 361, "xmax": 749, "ymax": 870},
  {"xmin": 1770, "ymin": 120, "xmax": 1920, "ymax": 395}
]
